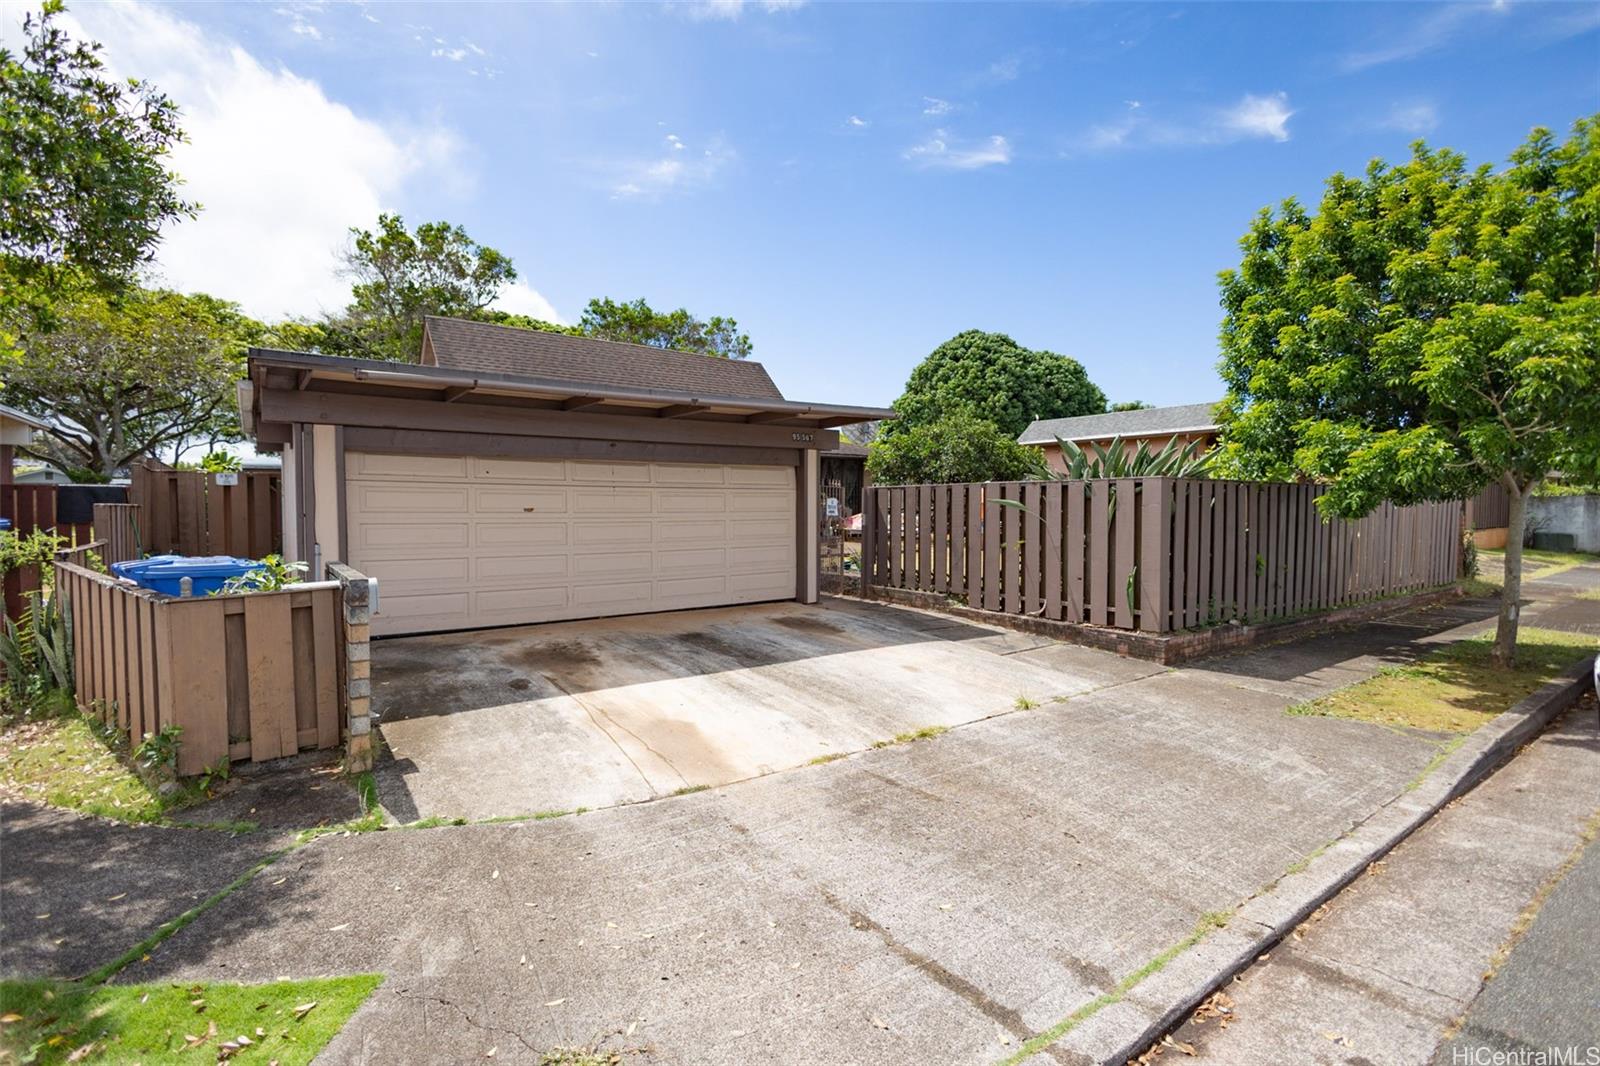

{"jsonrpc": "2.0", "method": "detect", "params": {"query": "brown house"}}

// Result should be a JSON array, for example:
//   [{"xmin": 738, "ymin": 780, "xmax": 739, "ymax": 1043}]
[
  {"xmin": 241, "ymin": 316, "xmax": 892, "ymax": 636},
  {"xmin": 1018, "ymin": 401, "xmax": 1221, "ymax": 475}
]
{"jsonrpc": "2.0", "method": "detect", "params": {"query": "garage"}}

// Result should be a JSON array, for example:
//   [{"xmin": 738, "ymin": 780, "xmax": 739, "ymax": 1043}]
[
  {"xmin": 241, "ymin": 315, "xmax": 891, "ymax": 637},
  {"xmin": 346, "ymin": 452, "xmax": 796, "ymax": 636}
]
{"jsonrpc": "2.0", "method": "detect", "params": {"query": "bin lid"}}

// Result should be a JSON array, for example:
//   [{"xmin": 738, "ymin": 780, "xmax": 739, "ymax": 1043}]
[
  {"xmin": 111, "ymin": 554, "xmax": 187, "ymax": 576},
  {"xmin": 136, "ymin": 556, "xmax": 265, "ymax": 577}
]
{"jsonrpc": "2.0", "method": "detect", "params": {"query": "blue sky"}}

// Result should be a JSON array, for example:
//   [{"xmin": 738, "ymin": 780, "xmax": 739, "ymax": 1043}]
[{"xmin": 31, "ymin": 0, "xmax": 1600, "ymax": 410}]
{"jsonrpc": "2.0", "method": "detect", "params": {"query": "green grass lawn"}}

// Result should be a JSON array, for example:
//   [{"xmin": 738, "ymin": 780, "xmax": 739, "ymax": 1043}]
[
  {"xmin": 1289, "ymin": 627, "xmax": 1596, "ymax": 734},
  {"xmin": 0, "ymin": 714, "xmax": 176, "ymax": 823},
  {"xmin": 0, "ymin": 975, "xmax": 381, "ymax": 1064},
  {"xmin": 1479, "ymin": 547, "xmax": 1600, "ymax": 581}
]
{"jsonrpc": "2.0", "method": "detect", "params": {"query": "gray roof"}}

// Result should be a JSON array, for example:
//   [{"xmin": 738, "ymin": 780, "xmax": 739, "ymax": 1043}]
[
  {"xmin": 0, "ymin": 402, "xmax": 47, "ymax": 430},
  {"xmin": 822, "ymin": 441, "xmax": 868, "ymax": 459},
  {"xmin": 1017, "ymin": 402, "xmax": 1222, "ymax": 445},
  {"xmin": 423, "ymin": 316, "xmax": 785, "ymax": 401}
]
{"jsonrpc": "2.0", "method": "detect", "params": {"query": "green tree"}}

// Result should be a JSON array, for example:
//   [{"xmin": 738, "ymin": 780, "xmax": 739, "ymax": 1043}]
[
  {"xmin": 1108, "ymin": 400, "xmax": 1153, "ymax": 412},
  {"xmin": 887, "ymin": 330, "xmax": 1105, "ymax": 441},
  {"xmin": 1215, "ymin": 118, "xmax": 1600, "ymax": 666},
  {"xmin": 579, "ymin": 297, "xmax": 752, "ymax": 359},
  {"xmin": 866, "ymin": 410, "xmax": 1046, "ymax": 484},
  {"xmin": 336, "ymin": 213, "xmax": 517, "ymax": 361},
  {"xmin": 2, "ymin": 288, "xmax": 260, "ymax": 478},
  {"xmin": 0, "ymin": 1, "xmax": 194, "ymax": 340}
]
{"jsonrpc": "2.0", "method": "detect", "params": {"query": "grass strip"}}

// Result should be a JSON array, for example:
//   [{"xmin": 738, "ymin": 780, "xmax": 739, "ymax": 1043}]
[
  {"xmin": 0, "ymin": 974, "xmax": 381, "ymax": 1065},
  {"xmin": 996, "ymin": 912, "xmax": 1231, "ymax": 1065},
  {"xmin": 1286, "ymin": 627, "xmax": 1595, "ymax": 735}
]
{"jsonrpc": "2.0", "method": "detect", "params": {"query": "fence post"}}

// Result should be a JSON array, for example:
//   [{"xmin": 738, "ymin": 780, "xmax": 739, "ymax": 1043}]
[
  {"xmin": 860, "ymin": 486, "xmax": 877, "ymax": 589},
  {"xmin": 327, "ymin": 562, "xmax": 374, "ymax": 773}
]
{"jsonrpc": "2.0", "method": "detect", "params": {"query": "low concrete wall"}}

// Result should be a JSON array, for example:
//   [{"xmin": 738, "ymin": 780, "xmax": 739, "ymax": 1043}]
[{"xmin": 1529, "ymin": 494, "xmax": 1600, "ymax": 553}]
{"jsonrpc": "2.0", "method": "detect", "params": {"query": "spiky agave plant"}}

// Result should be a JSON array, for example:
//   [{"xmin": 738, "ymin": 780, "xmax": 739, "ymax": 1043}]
[{"xmin": 1053, "ymin": 434, "xmax": 1213, "ymax": 480}]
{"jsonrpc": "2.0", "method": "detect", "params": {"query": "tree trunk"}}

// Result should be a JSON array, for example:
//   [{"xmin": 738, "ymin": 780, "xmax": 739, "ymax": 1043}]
[{"xmin": 1491, "ymin": 479, "xmax": 1531, "ymax": 669}]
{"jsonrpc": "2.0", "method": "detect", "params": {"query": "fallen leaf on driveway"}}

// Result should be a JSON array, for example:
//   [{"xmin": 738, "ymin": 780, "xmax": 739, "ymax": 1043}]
[
  {"xmin": 870, "ymin": 1017, "xmax": 889, "ymax": 1030},
  {"xmin": 328, "ymin": 923, "xmax": 350, "ymax": 932},
  {"xmin": 0, "ymin": 1013, "xmax": 22, "ymax": 1024},
  {"xmin": 938, "ymin": 903, "xmax": 953, "ymax": 911},
  {"xmin": 544, "ymin": 999, "xmax": 565, "ymax": 1007},
  {"xmin": 106, "ymin": 893, "xmax": 126, "ymax": 902},
  {"xmin": 492, "ymin": 870, "xmax": 499, "ymax": 879},
  {"xmin": 1160, "ymin": 1035, "xmax": 1197, "ymax": 1056},
  {"xmin": 485, "ymin": 1047, "xmax": 496, "ymax": 1058}
]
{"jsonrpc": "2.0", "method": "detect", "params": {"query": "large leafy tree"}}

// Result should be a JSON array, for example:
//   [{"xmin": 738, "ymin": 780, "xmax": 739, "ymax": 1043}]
[
  {"xmin": 866, "ymin": 409, "xmax": 1046, "ymax": 484},
  {"xmin": 579, "ymin": 297, "xmax": 752, "ymax": 359},
  {"xmin": 0, "ymin": 1, "xmax": 194, "ymax": 341},
  {"xmin": 887, "ymin": 330, "xmax": 1106, "ymax": 441},
  {"xmin": 4, "ymin": 288, "xmax": 261, "ymax": 479},
  {"xmin": 1216, "ymin": 117, "xmax": 1600, "ymax": 666},
  {"xmin": 333, "ymin": 213, "xmax": 517, "ymax": 361}
]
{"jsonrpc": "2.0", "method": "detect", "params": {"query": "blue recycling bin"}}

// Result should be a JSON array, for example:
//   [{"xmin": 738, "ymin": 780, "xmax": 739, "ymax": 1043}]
[
  {"xmin": 0, "ymin": 518, "xmax": 10, "ymax": 531},
  {"xmin": 116, "ymin": 556, "xmax": 265, "ymax": 597}
]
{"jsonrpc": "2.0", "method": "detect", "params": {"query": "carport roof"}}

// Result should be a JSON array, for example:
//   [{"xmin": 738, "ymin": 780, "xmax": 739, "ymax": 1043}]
[{"xmin": 245, "ymin": 348, "xmax": 896, "ymax": 429}]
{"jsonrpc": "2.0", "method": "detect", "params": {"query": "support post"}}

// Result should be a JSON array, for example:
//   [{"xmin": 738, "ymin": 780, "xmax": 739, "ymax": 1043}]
[{"xmin": 327, "ymin": 561, "xmax": 374, "ymax": 772}]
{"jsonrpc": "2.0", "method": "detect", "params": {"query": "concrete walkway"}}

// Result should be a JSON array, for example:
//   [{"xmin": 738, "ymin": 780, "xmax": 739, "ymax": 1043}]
[{"xmin": 1166, "ymin": 697, "xmax": 1600, "ymax": 1065}]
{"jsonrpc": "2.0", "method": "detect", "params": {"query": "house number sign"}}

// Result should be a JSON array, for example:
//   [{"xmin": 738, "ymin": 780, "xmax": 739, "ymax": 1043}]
[{"xmin": 791, "ymin": 432, "xmax": 815, "ymax": 443}]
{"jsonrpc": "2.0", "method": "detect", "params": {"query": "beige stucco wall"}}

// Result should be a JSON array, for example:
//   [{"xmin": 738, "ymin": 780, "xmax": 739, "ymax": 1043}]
[{"xmin": 1036, "ymin": 431, "xmax": 1216, "ymax": 475}]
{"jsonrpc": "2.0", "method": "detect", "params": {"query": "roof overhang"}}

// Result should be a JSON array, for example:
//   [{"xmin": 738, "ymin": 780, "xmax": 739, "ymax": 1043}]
[
  {"xmin": 246, "ymin": 348, "xmax": 895, "ymax": 431},
  {"xmin": 1021, "ymin": 424, "xmax": 1219, "ymax": 446}
]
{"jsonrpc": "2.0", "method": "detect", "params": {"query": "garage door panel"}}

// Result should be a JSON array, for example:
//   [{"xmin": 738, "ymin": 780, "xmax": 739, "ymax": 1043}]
[
  {"xmin": 473, "ymin": 458, "xmax": 567, "ymax": 481},
  {"xmin": 476, "ymin": 555, "xmax": 568, "ymax": 582},
  {"xmin": 476, "ymin": 522, "xmax": 568, "ymax": 548},
  {"xmin": 356, "ymin": 522, "xmax": 471, "ymax": 551},
  {"xmin": 657, "ymin": 547, "xmax": 726, "ymax": 572},
  {"xmin": 352, "ymin": 453, "xmax": 468, "ymax": 480},
  {"xmin": 356, "ymin": 484, "xmax": 470, "ymax": 513},
  {"xmin": 573, "ymin": 488, "xmax": 653, "ymax": 515},
  {"xmin": 476, "ymin": 586, "xmax": 569, "ymax": 614},
  {"xmin": 572, "ymin": 550, "xmax": 654, "ymax": 578},
  {"xmin": 570, "ymin": 461, "xmax": 651, "ymax": 484},
  {"xmin": 348, "ymin": 452, "xmax": 796, "ymax": 635},
  {"xmin": 657, "ymin": 518, "xmax": 726, "ymax": 544},
  {"xmin": 474, "ymin": 487, "xmax": 568, "ymax": 514},
  {"xmin": 574, "ymin": 520, "xmax": 654, "ymax": 545},
  {"xmin": 656, "ymin": 574, "xmax": 727, "ymax": 601},
  {"xmin": 730, "ymin": 517, "xmax": 792, "ymax": 541},
  {"xmin": 572, "ymin": 580, "xmax": 654, "ymax": 607},
  {"xmin": 653, "ymin": 464, "xmax": 727, "ymax": 486}
]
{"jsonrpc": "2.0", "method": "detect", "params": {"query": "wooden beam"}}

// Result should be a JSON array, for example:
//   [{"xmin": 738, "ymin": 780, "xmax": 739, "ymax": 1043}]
[
  {"xmin": 344, "ymin": 427, "xmax": 801, "ymax": 468},
  {"xmin": 295, "ymin": 369, "xmax": 314, "ymax": 390},
  {"xmin": 442, "ymin": 386, "xmax": 473, "ymax": 403},
  {"xmin": 259, "ymin": 388, "xmax": 841, "ymax": 451},
  {"xmin": 745, "ymin": 411, "xmax": 797, "ymax": 425},
  {"xmin": 562, "ymin": 396, "xmax": 608, "ymax": 411},
  {"xmin": 657, "ymin": 404, "xmax": 710, "ymax": 419}
]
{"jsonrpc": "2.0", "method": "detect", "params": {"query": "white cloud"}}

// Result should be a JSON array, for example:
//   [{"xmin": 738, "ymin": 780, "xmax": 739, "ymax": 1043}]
[
  {"xmin": 1378, "ymin": 101, "xmax": 1440, "ymax": 134},
  {"xmin": 432, "ymin": 47, "xmax": 468, "ymax": 61},
  {"xmin": 922, "ymin": 96, "xmax": 953, "ymax": 116},
  {"xmin": 1070, "ymin": 92, "xmax": 1295, "ymax": 153},
  {"xmin": 1341, "ymin": 2, "xmax": 1507, "ymax": 71},
  {"xmin": 904, "ymin": 130, "xmax": 1012, "ymax": 170},
  {"xmin": 1218, "ymin": 92, "xmax": 1293, "ymax": 142},
  {"xmin": 492, "ymin": 280, "xmax": 563, "ymax": 324},
  {"xmin": 610, "ymin": 135, "xmax": 736, "ymax": 199},
  {"xmin": 682, "ymin": 0, "xmax": 807, "ymax": 21},
  {"xmin": 44, "ymin": 2, "xmax": 551, "ymax": 323},
  {"xmin": 273, "ymin": 4, "xmax": 322, "ymax": 41},
  {"xmin": 846, "ymin": 115, "xmax": 869, "ymax": 128},
  {"xmin": 984, "ymin": 56, "xmax": 1021, "ymax": 83}
]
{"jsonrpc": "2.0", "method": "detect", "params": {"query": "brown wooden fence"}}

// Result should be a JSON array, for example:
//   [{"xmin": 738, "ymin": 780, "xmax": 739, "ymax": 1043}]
[
  {"xmin": 862, "ymin": 478, "xmax": 1462, "ymax": 634},
  {"xmin": 129, "ymin": 464, "xmax": 281, "ymax": 558},
  {"xmin": 1464, "ymin": 483, "xmax": 1510, "ymax": 530},
  {"xmin": 53, "ymin": 555, "xmax": 342, "ymax": 775},
  {"xmin": 91, "ymin": 503, "xmax": 142, "ymax": 566},
  {"xmin": 1, "ymin": 484, "xmax": 55, "ymax": 535}
]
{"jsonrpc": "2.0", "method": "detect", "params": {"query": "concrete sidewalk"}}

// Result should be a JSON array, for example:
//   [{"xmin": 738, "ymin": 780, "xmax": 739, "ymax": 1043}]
[{"xmin": 1165, "ymin": 696, "xmax": 1600, "ymax": 1065}]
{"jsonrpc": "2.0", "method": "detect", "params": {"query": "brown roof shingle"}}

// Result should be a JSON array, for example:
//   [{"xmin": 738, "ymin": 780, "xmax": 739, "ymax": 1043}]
[{"xmin": 422, "ymin": 316, "xmax": 786, "ymax": 401}]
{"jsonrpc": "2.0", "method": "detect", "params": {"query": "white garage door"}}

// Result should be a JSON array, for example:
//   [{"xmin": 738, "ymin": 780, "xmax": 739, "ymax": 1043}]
[{"xmin": 347, "ymin": 453, "xmax": 797, "ymax": 636}]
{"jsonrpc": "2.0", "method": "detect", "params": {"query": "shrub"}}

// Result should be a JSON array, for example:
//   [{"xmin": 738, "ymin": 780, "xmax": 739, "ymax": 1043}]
[{"xmin": 867, "ymin": 410, "xmax": 1047, "ymax": 484}]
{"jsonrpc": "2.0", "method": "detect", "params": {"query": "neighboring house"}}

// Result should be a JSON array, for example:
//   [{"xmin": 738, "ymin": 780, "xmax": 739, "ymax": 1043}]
[
  {"xmin": 1018, "ymin": 401, "xmax": 1222, "ymax": 475},
  {"xmin": 240, "ymin": 315, "xmax": 893, "ymax": 637},
  {"xmin": 0, "ymin": 403, "xmax": 47, "ymax": 487}
]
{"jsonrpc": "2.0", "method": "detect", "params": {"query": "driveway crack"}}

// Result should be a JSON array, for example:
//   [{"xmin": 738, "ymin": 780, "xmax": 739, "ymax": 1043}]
[
  {"xmin": 542, "ymin": 674, "xmax": 686, "ymax": 792},
  {"xmin": 393, "ymin": 988, "xmax": 542, "ymax": 1055}
]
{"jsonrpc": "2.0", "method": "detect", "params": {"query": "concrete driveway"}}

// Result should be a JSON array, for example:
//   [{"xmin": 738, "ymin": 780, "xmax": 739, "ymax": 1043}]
[{"xmin": 372, "ymin": 599, "xmax": 1158, "ymax": 821}]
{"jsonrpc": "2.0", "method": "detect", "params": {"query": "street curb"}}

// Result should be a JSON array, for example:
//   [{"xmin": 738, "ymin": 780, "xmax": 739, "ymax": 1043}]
[{"xmin": 1062, "ymin": 653, "xmax": 1598, "ymax": 1065}]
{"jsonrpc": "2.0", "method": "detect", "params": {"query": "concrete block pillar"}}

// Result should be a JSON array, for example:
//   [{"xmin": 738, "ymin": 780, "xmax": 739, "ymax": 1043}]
[{"xmin": 327, "ymin": 561, "xmax": 374, "ymax": 773}]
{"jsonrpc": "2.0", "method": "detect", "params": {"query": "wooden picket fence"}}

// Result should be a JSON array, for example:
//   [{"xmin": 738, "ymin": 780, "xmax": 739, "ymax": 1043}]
[
  {"xmin": 1, "ymin": 484, "xmax": 56, "ymax": 535},
  {"xmin": 129, "ymin": 463, "xmax": 281, "ymax": 558},
  {"xmin": 53, "ymin": 547, "xmax": 343, "ymax": 775},
  {"xmin": 92, "ymin": 503, "xmax": 142, "ymax": 566},
  {"xmin": 861, "ymin": 478, "xmax": 1462, "ymax": 634}
]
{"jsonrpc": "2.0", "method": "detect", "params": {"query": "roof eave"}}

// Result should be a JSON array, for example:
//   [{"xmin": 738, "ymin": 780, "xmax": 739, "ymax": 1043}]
[{"xmin": 247, "ymin": 348, "xmax": 896, "ymax": 427}]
